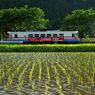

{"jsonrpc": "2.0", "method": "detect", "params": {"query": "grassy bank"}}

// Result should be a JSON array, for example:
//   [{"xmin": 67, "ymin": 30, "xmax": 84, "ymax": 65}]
[{"xmin": 0, "ymin": 44, "xmax": 95, "ymax": 52}]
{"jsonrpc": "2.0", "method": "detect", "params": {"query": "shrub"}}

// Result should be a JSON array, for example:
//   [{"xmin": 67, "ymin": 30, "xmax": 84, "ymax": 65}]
[{"xmin": 0, "ymin": 44, "xmax": 95, "ymax": 52}]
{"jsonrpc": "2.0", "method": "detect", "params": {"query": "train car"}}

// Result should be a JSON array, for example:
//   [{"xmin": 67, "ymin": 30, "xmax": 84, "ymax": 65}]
[{"xmin": 7, "ymin": 30, "xmax": 80, "ymax": 43}]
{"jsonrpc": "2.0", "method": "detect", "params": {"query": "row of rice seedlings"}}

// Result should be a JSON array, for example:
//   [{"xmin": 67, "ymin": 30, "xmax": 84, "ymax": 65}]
[
  {"xmin": 57, "ymin": 63, "xmax": 82, "ymax": 95},
  {"xmin": 4, "ymin": 68, "xmax": 14, "ymax": 91},
  {"xmin": 5, "ymin": 61, "xmax": 18, "ymax": 77},
  {"xmin": 3, "ymin": 60, "xmax": 23, "ymax": 91},
  {"xmin": 0, "ymin": 71, "xmax": 5, "ymax": 83},
  {"xmin": 38, "ymin": 62, "xmax": 42, "ymax": 82},
  {"xmin": 29, "ymin": 63, "xmax": 35, "ymax": 81},
  {"xmin": 16, "ymin": 63, "xmax": 29, "ymax": 90},
  {"xmin": 66, "ymin": 56, "xmax": 94, "ymax": 93},
  {"xmin": 4, "ymin": 75, "xmax": 13, "ymax": 91},
  {"xmin": 44, "ymin": 62, "xmax": 51, "ymax": 95},
  {"xmin": 59, "ymin": 54, "xmax": 84, "ymax": 85},
  {"xmin": 46, "ymin": 62, "xmax": 51, "ymax": 81},
  {"xmin": 62, "ymin": 53, "xmax": 95, "ymax": 94},
  {"xmin": 66, "ymin": 58, "xmax": 84, "ymax": 87},
  {"xmin": 57, "ymin": 64, "xmax": 71, "ymax": 85},
  {"xmin": 44, "ymin": 81, "xmax": 49, "ymax": 95},
  {"xmin": 77, "ymin": 62, "xmax": 93, "ymax": 94},
  {"xmin": 84, "ymin": 61, "xmax": 95, "ymax": 86},
  {"xmin": 67, "ymin": 63, "xmax": 84, "ymax": 85},
  {"xmin": 0, "ymin": 64, "xmax": 6, "ymax": 83},
  {"xmin": 88, "ymin": 62, "xmax": 95, "ymax": 86},
  {"xmin": 16, "ymin": 63, "xmax": 23, "ymax": 74},
  {"xmin": 29, "ymin": 63, "xmax": 35, "ymax": 92},
  {"xmin": 79, "ymin": 60, "xmax": 94, "ymax": 94},
  {"xmin": 52, "ymin": 63, "xmax": 64, "ymax": 95},
  {"xmin": 65, "ymin": 53, "xmax": 95, "ymax": 86},
  {"xmin": 0, "ymin": 63, "xmax": 12, "ymax": 84}
]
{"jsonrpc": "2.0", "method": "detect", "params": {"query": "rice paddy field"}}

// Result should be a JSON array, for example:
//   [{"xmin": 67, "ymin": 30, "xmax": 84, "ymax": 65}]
[{"xmin": 0, "ymin": 52, "xmax": 95, "ymax": 95}]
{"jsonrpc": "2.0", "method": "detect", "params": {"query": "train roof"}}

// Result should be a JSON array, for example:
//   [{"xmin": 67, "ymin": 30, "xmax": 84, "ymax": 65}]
[{"xmin": 8, "ymin": 30, "xmax": 78, "ymax": 34}]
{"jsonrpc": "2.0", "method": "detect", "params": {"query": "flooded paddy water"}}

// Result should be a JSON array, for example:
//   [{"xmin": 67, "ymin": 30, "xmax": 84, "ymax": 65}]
[{"xmin": 0, "ymin": 52, "xmax": 95, "ymax": 95}]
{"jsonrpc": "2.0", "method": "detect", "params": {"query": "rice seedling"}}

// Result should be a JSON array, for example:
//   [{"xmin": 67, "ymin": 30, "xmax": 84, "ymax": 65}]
[
  {"xmin": 52, "ymin": 63, "xmax": 64, "ymax": 95},
  {"xmin": 29, "ymin": 63, "xmax": 35, "ymax": 93},
  {"xmin": 29, "ymin": 63, "xmax": 35, "ymax": 81},
  {"xmin": 16, "ymin": 63, "xmax": 29, "ymax": 90},
  {"xmin": 46, "ymin": 62, "xmax": 50, "ymax": 81},
  {"xmin": 44, "ymin": 81, "xmax": 49, "ymax": 95},
  {"xmin": 4, "ymin": 75, "xmax": 13, "ymax": 91},
  {"xmin": 38, "ymin": 62, "xmax": 42, "ymax": 82}
]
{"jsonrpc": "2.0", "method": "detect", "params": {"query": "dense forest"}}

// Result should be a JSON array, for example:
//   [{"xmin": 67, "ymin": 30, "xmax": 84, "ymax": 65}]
[{"xmin": 0, "ymin": 0, "xmax": 95, "ymax": 29}]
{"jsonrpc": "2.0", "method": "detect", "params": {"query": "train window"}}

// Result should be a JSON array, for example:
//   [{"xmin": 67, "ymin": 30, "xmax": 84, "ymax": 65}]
[
  {"xmin": 24, "ymin": 36, "xmax": 27, "ymax": 38},
  {"xmin": 41, "ymin": 34, "xmax": 45, "ymax": 37},
  {"xmin": 47, "ymin": 34, "xmax": 51, "ymax": 37},
  {"xmin": 53, "ymin": 34, "xmax": 57, "ymax": 37},
  {"xmin": 35, "ymin": 34, "xmax": 39, "ymax": 37},
  {"xmin": 28, "ymin": 34, "xmax": 33, "ymax": 38},
  {"xmin": 15, "ymin": 34, "xmax": 18, "ymax": 38},
  {"xmin": 72, "ymin": 33, "xmax": 75, "ymax": 37},
  {"xmin": 9, "ymin": 35, "xmax": 12, "ymax": 38},
  {"xmin": 59, "ymin": 34, "xmax": 64, "ymax": 37}
]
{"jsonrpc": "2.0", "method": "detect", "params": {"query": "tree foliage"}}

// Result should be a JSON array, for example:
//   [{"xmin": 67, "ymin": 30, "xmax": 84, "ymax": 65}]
[
  {"xmin": 0, "ymin": 0, "xmax": 95, "ymax": 29},
  {"xmin": 60, "ymin": 9, "xmax": 95, "ymax": 38},
  {"xmin": 0, "ymin": 6, "xmax": 48, "ymax": 39}
]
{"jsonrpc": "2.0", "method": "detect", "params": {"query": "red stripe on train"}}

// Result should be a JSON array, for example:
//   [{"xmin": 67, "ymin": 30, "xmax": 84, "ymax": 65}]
[{"xmin": 28, "ymin": 37, "xmax": 64, "ymax": 42}]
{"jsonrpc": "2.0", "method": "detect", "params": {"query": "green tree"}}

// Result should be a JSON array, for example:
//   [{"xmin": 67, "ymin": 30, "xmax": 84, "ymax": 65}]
[
  {"xmin": 60, "ymin": 9, "xmax": 95, "ymax": 38},
  {"xmin": 11, "ymin": 6, "xmax": 48, "ymax": 31},
  {"xmin": 0, "ymin": 6, "xmax": 48, "ymax": 39}
]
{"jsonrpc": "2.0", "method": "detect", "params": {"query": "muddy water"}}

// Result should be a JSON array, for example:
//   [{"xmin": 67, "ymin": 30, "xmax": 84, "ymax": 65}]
[{"xmin": 0, "ymin": 52, "xmax": 95, "ymax": 95}]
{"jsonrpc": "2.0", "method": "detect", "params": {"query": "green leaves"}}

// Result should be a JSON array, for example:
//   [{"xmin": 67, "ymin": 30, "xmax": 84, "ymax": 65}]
[
  {"xmin": 0, "ymin": 6, "xmax": 48, "ymax": 39},
  {"xmin": 1, "ymin": 44, "xmax": 95, "ymax": 52},
  {"xmin": 60, "ymin": 9, "xmax": 95, "ymax": 38}
]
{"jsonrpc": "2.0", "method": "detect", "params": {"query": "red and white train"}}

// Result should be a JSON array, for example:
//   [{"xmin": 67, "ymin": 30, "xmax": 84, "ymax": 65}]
[{"xmin": 7, "ymin": 30, "xmax": 80, "ymax": 43}]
